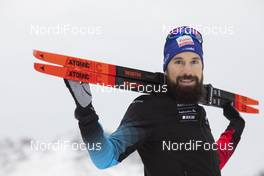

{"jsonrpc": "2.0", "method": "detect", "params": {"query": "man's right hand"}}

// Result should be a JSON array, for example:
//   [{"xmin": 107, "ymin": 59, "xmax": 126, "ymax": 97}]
[
  {"xmin": 64, "ymin": 79, "xmax": 92, "ymax": 108},
  {"xmin": 64, "ymin": 79, "xmax": 96, "ymax": 122}
]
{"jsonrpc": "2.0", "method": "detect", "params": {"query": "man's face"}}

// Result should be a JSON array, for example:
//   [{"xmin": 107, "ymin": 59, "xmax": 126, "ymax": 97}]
[{"xmin": 166, "ymin": 52, "xmax": 204, "ymax": 103}]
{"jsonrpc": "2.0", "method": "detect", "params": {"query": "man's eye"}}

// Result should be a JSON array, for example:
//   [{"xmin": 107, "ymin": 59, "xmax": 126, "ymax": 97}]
[
  {"xmin": 175, "ymin": 60, "xmax": 183, "ymax": 64},
  {"xmin": 191, "ymin": 60, "xmax": 199, "ymax": 64}
]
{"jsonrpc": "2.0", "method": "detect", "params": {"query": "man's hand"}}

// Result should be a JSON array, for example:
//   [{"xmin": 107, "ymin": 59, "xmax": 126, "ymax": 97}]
[
  {"xmin": 64, "ymin": 79, "xmax": 92, "ymax": 108},
  {"xmin": 64, "ymin": 79, "xmax": 96, "ymax": 122},
  {"xmin": 223, "ymin": 102, "xmax": 241, "ymax": 121},
  {"xmin": 223, "ymin": 102, "xmax": 245, "ymax": 137}
]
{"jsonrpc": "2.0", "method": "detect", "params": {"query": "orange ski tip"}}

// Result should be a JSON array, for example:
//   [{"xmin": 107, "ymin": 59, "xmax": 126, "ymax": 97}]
[
  {"xmin": 33, "ymin": 49, "xmax": 39, "ymax": 57},
  {"xmin": 34, "ymin": 63, "xmax": 45, "ymax": 72},
  {"xmin": 235, "ymin": 94, "xmax": 259, "ymax": 105},
  {"xmin": 33, "ymin": 49, "xmax": 44, "ymax": 59},
  {"xmin": 34, "ymin": 62, "xmax": 40, "ymax": 70},
  {"xmin": 33, "ymin": 49, "xmax": 49, "ymax": 59}
]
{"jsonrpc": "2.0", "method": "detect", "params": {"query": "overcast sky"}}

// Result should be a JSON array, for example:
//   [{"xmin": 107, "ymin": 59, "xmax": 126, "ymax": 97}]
[{"xmin": 0, "ymin": 0, "xmax": 263, "ymax": 175}]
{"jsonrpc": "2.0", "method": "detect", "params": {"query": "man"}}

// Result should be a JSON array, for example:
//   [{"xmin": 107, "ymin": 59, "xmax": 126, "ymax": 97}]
[{"xmin": 64, "ymin": 26, "xmax": 245, "ymax": 176}]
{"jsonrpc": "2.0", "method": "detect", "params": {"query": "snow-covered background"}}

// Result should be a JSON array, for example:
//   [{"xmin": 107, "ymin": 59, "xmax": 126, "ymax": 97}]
[
  {"xmin": 0, "ymin": 133, "xmax": 143, "ymax": 176},
  {"xmin": 0, "ymin": 0, "xmax": 263, "ymax": 175}
]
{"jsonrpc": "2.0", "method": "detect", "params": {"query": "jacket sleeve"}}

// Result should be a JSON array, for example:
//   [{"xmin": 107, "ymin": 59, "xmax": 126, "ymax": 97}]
[
  {"xmin": 216, "ymin": 118, "xmax": 245, "ymax": 169},
  {"xmin": 77, "ymin": 95, "xmax": 151, "ymax": 169}
]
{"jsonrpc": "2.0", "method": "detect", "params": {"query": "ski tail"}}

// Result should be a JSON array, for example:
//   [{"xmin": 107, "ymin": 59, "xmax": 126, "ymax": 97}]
[
  {"xmin": 233, "ymin": 101, "xmax": 259, "ymax": 114},
  {"xmin": 234, "ymin": 94, "xmax": 259, "ymax": 105},
  {"xmin": 203, "ymin": 84, "xmax": 259, "ymax": 114},
  {"xmin": 206, "ymin": 96, "xmax": 259, "ymax": 114},
  {"xmin": 212, "ymin": 86, "xmax": 259, "ymax": 105}
]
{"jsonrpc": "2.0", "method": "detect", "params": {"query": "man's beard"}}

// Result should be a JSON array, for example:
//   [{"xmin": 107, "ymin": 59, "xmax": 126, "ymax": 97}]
[{"xmin": 166, "ymin": 74, "xmax": 204, "ymax": 104}]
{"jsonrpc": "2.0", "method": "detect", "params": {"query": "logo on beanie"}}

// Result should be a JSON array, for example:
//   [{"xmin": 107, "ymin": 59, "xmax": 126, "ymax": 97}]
[
  {"xmin": 176, "ymin": 35, "xmax": 194, "ymax": 47},
  {"xmin": 164, "ymin": 53, "xmax": 170, "ymax": 62}
]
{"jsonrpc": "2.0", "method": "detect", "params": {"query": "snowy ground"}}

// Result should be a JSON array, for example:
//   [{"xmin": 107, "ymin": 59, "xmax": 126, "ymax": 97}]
[
  {"xmin": 0, "ymin": 134, "xmax": 143, "ymax": 176},
  {"xmin": 1, "ymin": 135, "xmax": 264, "ymax": 176}
]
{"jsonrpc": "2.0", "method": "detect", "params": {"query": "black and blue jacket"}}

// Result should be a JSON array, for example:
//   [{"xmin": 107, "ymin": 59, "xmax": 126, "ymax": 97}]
[{"xmin": 76, "ymin": 92, "xmax": 245, "ymax": 176}]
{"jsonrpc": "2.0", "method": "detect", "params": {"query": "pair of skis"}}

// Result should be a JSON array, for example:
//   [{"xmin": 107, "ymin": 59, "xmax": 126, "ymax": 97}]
[{"xmin": 33, "ymin": 50, "xmax": 259, "ymax": 114}]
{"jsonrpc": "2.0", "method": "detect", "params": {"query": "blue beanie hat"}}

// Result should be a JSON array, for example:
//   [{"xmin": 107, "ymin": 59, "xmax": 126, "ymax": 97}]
[{"xmin": 163, "ymin": 26, "xmax": 204, "ymax": 72}]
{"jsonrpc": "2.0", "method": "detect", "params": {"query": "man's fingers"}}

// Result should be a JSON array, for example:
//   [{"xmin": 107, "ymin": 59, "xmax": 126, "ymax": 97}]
[
  {"xmin": 81, "ymin": 83, "xmax": 92, "ymax": 96},
  {"xmin": 64, "ymin": 79, "xmax": 92, "ymax": 108}
]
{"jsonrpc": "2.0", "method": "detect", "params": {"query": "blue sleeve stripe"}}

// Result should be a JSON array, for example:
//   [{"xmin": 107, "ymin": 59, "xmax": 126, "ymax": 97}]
[
  {"xmin": 87, "ymin": 122, "xmax": 143, "ymax": 169},
  {"xmin": 89, "ymin": 134, "xmax": 120, "ymax": 169}
]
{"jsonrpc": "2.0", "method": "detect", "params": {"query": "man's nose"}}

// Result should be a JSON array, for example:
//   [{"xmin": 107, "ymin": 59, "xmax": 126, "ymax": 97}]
[{"xmin": 181, "ymin": 64, "xmax": 193, "ymax": 75}]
